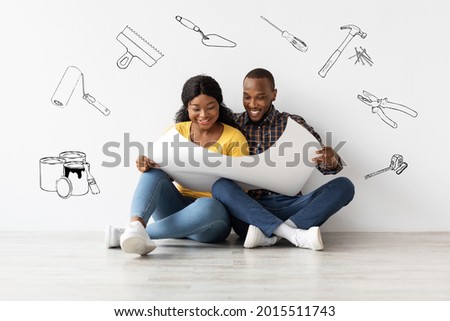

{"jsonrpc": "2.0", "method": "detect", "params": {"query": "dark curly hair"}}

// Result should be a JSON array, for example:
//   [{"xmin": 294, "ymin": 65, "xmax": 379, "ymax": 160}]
[{"xmin": 174, "ymin": 75, "xmax": 237, "ymax": 128}]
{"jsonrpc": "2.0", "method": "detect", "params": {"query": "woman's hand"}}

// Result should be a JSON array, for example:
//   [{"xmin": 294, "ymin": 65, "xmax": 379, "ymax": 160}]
[{"xmin": 136, "ymin": 155, "xmax": 160, "ymax": 173}]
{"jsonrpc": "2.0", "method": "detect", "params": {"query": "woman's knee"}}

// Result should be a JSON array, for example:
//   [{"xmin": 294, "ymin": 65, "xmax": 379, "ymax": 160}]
[
  {"xmin": 141, "ymin": 168, "xmax": 168, "ymax": 180},
  {"xmin": 194, "ymin": 198, "xmax": 230, "ymax": 222},
  {"xmin": 191, "ymin": 198, "xmax": 232, "ymax": 242}
]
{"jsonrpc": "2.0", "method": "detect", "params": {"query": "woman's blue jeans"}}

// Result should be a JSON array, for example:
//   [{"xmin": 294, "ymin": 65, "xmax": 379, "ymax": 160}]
[
  {"xmin": 130, "ymin": 169, "xmax": 231, "ymax": 243},
  {"xmin": 212, "ymin": 177, "xmax": 355, "ymax": 238}
]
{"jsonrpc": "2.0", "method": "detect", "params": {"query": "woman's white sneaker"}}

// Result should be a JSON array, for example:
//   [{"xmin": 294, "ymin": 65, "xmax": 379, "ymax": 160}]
[
  {"xmin": 120, "ymin": 221, "xmax": 156, "ymax": 255},
  {"xmin": 105, "ymin": 225, "xmax": 125, "ymax": 248}
]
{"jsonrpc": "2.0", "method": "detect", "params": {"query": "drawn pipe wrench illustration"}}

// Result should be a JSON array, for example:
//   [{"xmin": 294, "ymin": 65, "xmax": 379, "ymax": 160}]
[
  {"xmin": 319, "ymin": 24, "xmax": 366, "ymax": 78},
  {"xmin": 365, "ymin": 154, "xmax": 408, "ymax": 179},
  {"xmin": 357, "ymin": 90, "xmax": 418, "ymax": 129}
]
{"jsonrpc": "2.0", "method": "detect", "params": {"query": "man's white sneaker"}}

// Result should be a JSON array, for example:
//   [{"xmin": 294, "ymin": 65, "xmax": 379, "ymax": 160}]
[
  {"xmin": 105, "ymin": 225, "xmax": 125, "ymax": 248},
  {"xmin": 293, "ymin": 226, "xmax": 324, "ymax": 251},
  {"xmin": 120, "ymin": 221, "xmax": 156, "ymax": 255},
  {"xmin": 244, "ymin": 225, "xmax": 280, "ymax": 248}
]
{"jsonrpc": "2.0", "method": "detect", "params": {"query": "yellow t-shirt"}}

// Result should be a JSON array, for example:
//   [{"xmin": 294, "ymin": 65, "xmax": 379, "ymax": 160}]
[{"xmin": 174, "ymin": 121, "xmax": 249, "ymax": 198}]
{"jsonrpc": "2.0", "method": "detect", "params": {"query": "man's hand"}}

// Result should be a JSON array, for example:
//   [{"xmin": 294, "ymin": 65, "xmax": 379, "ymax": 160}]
[
  {"xmin": 136, "ymin": 155, "xmax": 160, "ymax": 173},
  {"xmin": 313, "ymin": 147, "xmax": 338, "ymax": 170}
]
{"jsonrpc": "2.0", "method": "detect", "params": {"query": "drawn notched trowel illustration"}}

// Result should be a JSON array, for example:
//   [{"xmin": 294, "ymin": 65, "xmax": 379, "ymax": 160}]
[
  {"xmin": 116, "ymin": 26, "xmax": 164, "ymax": 69},
  {"xmin": 175, "ymin": 15, "xmax": 237, "ymax": 48}
]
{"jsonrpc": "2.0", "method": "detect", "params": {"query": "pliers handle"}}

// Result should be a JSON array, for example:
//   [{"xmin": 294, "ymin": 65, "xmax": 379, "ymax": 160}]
[
  {"xmin": 379, "ymin": 98, "xmax": 418, "ymax": 118},
  {"xmin": 357, "ymin": 90, "xmax": 418, "ymax": 129}
]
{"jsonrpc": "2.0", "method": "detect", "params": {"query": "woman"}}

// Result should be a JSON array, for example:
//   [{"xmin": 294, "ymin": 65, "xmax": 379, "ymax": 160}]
[{"xmin": 113, "ymin": 75, "xmax": 248, "ymax": 256}]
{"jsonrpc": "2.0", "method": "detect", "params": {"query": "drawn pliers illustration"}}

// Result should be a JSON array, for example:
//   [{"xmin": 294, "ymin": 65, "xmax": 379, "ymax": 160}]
[{"xmin": 357, "ymin": 90, "xmax": 418, "ymax": 129}]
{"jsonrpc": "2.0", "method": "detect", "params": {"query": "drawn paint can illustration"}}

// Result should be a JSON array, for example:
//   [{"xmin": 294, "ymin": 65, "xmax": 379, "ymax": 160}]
[
  {"xmin": 56, "ymin": 161, "xmax": 89, "ymax": 198},
  {"xmin": 39, "ymin": 157, "xmax": 65, "ymax": 192},
  {"xmin": 59, "ymin": 151, "xmax": 86, "ymax": 163},
  {"xmin": 51, "ymin": 66, "xmax": 82, "ymax": 107}
]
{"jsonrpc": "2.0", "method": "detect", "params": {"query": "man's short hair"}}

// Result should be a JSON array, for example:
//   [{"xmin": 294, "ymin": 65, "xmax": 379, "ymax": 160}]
[{"xmin": 244, "ymin": 68, "xmax": 275, "ymax": 90}]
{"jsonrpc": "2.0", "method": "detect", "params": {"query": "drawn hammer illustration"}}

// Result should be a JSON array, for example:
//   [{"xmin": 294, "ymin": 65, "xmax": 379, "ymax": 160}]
[
  {"xmin": 318, "ymin": 24, "xmax": 367, "ymax": 78},
  {"xmin": 364, "ymin": 154, "xmax": 408, "ymax": 179}
]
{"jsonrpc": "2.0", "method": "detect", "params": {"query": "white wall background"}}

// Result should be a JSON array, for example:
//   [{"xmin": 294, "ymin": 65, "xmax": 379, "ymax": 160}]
[{"xmin": 1, "ymin": 0, "xmax": 449, "ymax": 231}]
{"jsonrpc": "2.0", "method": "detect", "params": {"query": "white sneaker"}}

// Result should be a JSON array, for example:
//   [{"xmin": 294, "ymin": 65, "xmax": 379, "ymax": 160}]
[
  {"xmin": 244, "ymin": 225, "xmax": 280, "ymax": 248},
  {"xmin": 293, "ymin": 226, "xmax": 324, "ymax": 251},
  {"xmin": 120, "ymin": 221, "xmax": 156, "ymax": 255},
  {"xmin": 105, "ymin": 225, "xmax": 125, "ymax": 248}
]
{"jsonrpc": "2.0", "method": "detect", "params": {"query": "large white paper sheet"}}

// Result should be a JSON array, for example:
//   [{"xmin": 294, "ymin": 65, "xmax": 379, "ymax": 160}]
[{"xmin": 151, "ymin": 118, "xmax": 320, "ymax": 196}]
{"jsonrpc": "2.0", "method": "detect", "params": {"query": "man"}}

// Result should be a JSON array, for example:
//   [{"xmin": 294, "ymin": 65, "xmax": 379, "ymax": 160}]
[{"xmin": 212, "ymin": 68, "xmax": 355, "ymax": 250}]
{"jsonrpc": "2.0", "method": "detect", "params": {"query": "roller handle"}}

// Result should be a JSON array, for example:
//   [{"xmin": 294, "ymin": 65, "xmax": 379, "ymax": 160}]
[
  {"xmin": 318, "ymin": 50, "xmax": 341, "ymax": 78},
  {"xmin": 83, "ymin": 94, "xmax": 111, "ymax": 116}
]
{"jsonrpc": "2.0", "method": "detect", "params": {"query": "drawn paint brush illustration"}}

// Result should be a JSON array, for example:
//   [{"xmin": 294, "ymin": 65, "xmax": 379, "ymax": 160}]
[
  {"xmin": 116, "ymin": 26, "xmax": 164, "ymax": 69},
  {"xmin": 84, "ymin": 162, "xmax": 100, "ymax": 195}
]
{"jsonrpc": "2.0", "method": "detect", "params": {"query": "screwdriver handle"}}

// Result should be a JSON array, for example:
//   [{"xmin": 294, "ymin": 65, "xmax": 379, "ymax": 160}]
[{"xmin": 282, "ymin": 31, "xmax": 308, "ymax": 52}]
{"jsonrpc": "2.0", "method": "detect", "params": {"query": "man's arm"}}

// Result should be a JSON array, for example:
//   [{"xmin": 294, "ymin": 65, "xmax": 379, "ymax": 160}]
[{"xmin": 289, "ymin": 114, "xmax": 343, "ymax": 175}]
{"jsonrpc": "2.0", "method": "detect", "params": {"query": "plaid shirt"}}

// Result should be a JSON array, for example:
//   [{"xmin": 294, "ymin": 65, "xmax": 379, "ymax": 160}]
[{"xmin": 234, "ymin": 105, "xmax": 342, "ymax": 198}]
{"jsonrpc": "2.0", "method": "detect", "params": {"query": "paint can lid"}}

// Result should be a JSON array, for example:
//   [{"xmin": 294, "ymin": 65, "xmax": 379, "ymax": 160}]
[{"xmin": 56, "ymin": 176, "xmax": 72, "ymax": 199}]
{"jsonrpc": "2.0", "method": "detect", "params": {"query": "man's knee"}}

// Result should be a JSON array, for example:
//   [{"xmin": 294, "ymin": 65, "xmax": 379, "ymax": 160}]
[
  {"xmin": 211, "ymin": 178, "xmax": 236, "ymax": 198},
  {"xmin": 333, "ymin": 177, "xmax": 355, "ymax": 203}
]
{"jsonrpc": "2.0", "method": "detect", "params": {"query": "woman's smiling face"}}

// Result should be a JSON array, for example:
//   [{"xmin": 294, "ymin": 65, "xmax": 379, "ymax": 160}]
[{"xmin": 187, "ymin": 94, "xmax": 220, "ymax": 129}]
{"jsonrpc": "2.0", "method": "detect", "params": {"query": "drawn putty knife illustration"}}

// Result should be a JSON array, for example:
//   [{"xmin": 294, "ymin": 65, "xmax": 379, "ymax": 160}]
[
  {"xmin": 175, "ymin": 15, "xmax": 236, "ymax": 48},
  {"xmin": 51, "ymin": 66, "xmax": 110, "ymax": 116},
  {"xmin": 116, "ymin": 26, "xmax": 164, "ymax": 69},
  {"xmin": 319, "ymin": 24, "xmax": 366, "ymax": 78},
  {"xmin": 260, "ymin": 16, "xmax": 307, "ymax": 52},
  {"xmin": 365, "ymin": 154, "xmax": 408, "ymax": 179}
]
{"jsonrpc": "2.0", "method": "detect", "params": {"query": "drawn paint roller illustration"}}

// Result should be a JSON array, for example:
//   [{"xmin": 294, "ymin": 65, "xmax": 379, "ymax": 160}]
[
  {"xmin": 116, "ymin": 26, "xmax": 164, "ymax": 69},
  {"xmin": 319, "ymin": 24, "xmax": 366, "ymax": 78},
  {"xmin": 39, "ymin": 151, "xmax": 100, "ymax": 199},
  {"xmin": 51, "ymin": 66, "xmax": 110, "ymax": 116},
  {"xmin": 364, "ymin": 154, "xmax": 408, "ymax": 180},
  {"xmin": 260, "ymin": 16, "xmax": 307, "ymax": 52},
  {"xmin": 175, "ymin": 15, "xmax": 237, "ymax": 48},
  {"xmin": 357, "ymin": 90, "xmax": 418, "ymax": 129}
]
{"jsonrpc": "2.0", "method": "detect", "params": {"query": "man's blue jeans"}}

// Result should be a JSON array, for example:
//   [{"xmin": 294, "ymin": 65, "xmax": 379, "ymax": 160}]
[
  {"xmin": 212, "ymin": 177, "xmax": 355, "ymax": 238},
  {"xmin": 130, "ymin": 169, "xmax": 231, "ymax": 242}
]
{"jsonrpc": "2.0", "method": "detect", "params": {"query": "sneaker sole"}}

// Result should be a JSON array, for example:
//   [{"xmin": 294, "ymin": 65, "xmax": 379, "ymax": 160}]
[
  {"xmin": 309, "ymin": 227, "xmax": 324, "ymax": 251},
  {"xmin": 243, "ymin": 226, "xmax": 260, "ymax": 248},
  {"xmin": 121, "ymin": 236, "xmax": 156, "ymax": 255},
  {"xmin": 105, "ymin": 225, "xmax": 117, "ymax": 249}
]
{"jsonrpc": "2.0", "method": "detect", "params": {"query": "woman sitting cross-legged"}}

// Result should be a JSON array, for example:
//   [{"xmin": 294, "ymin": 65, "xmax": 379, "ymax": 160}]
[{"xmin": 108, "ymin": 75, "xmax": 248, "ymax": 255}]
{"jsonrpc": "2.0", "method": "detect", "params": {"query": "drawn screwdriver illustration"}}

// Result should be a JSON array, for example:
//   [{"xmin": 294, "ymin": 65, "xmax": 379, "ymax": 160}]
[{"xmin": 260, "ymin": 16, "xmax": 307, "ymax": 52}]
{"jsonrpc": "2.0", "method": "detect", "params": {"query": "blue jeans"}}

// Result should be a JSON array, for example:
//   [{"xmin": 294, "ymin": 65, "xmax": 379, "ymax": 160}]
[
  {"xmin": 212, "ymin": 177, "xmax": 355, "ymax": 238},
  {"xmin": 130, "ymin": 169, "xmax": 231, "ymax": 243}
]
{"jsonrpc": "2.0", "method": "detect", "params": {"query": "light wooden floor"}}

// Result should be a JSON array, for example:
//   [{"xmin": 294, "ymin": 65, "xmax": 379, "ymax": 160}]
[{"xmin": 1, "ymin": 231, "xmax": 449, "ymax": 300}]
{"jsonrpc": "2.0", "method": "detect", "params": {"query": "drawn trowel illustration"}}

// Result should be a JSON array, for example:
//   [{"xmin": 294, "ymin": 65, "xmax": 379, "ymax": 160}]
[
  {"xmin": 175, "ymin": 15, "xmax": 237, "ymax": 48},
  {"xmin": 116, "ymin": 26, "xmax": 164, "ymax": 69}
]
